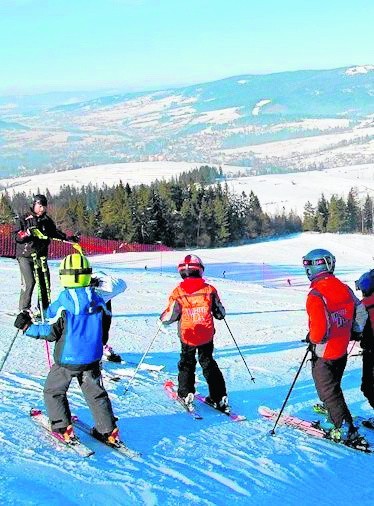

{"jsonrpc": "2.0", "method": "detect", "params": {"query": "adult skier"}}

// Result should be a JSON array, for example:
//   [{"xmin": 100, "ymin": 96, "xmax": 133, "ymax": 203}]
[
  {"xmin": 303, "ymin": 248, "xmax": 367, "ymax": 445},
  {"xmin": 355, "ymin": 271, "xmax": 374, "ymax": 421},
  {"xmin": 14, "ymin": 194, "xmax": 78, "ymax": 311},
  {"xmin": 160, "ymin": 254, "xmax": 229, "ymax": 411},
  {"xmin": 14, "ymin": 253, "xmax": 119, "ymax": 444}
]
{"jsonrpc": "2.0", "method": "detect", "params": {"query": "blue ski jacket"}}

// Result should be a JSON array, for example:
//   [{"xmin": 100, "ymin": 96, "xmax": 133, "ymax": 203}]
[{"xmin": 25, "ymin": 287, "xmax": 110, "ymax": 370}]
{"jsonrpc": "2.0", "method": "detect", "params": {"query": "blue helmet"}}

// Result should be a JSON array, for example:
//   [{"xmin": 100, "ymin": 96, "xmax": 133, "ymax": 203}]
[
  {"xmin": 302, "ymin": 249, "xmax": 336, "ymax": 281},
  {"xmin": 355, "ymin": 271, "xmax": 374, "ymax": 297}
]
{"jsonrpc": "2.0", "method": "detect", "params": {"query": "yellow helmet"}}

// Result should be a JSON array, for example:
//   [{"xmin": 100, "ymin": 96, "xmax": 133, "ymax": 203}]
[{"xmin": 59, "ymin": 253, "xmax": 92, "ymax": 288}]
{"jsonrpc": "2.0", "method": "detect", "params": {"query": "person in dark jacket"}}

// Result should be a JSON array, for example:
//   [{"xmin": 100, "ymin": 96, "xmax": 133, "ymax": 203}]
[
  {"xmin": 14, "ymin": 194, "xmax": 77, "ymax": 311},
  {"xmin": 160, "ymin": 254, "xmax": 229, "ymax": 412},
  {"xmin": 355, "ymin": 271, "xmax": 374, "ymax": 421},
  {"xmin": 14, "ymin": 253, "xmax": 119, "ymax": 444}
]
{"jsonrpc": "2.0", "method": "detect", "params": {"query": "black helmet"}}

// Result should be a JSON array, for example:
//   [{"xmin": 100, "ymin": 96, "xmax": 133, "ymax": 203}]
[{"xmin": 32, "ymin": 194, "xmax": 48, "ymax": 207}]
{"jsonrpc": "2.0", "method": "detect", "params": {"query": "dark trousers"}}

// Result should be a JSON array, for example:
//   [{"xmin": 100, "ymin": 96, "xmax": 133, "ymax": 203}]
[
  {"xmin": 102, "ymin": 300, "xmax": 112, "ymax": 346},
  {"xmin": 361, "ymin": 349, "xmax": 374, "ymax": 409},
  {"xmin": 18, "ymin": 256, "xmax": 50, "ymax": 311},
  {"xmin": 44, "ymin": 363, "xmax": 116, "ymax": 434},
  {"xmin": 311, "ymin": 353, "xmax": 352, "ymax": 428},
  {"xmin": 178, "ymin": 341, "xmax": 227, "ymax": 401}
]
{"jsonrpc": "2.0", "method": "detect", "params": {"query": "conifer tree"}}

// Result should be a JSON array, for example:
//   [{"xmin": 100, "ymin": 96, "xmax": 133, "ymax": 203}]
[
  {"xmin": 316, "ymin": 194, "xmax": 329, "ymax": 232},
  {"xmin": 345, "ymin": 188, "xmax": 361, "ymax": 232},
  {"xmin": 303, "ymin": 201, "xmax": 317, "ymax": 231},
  {"xmin": 326, "ymin": 195, "xmax": 345, "ymax": 233},
  {"xmin": 362, "ymin": 194, "xmax": 373, "ymax": 233},
  {"xmin": 0, "ymin": 193, "xmax": 14, "ymax": 223}
]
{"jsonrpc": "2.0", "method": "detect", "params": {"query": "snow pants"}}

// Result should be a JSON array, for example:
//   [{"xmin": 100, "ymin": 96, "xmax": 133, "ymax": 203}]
[
  {"xmin": 102, "ymin": 300, "xmax": 112, "ymax": 346},
  {"xmin": 311, "ymin": 353, "xmax": 353, "ymax": 428},
  {"xmin": 177, "ymin": 341, "xmax": 227, "ymax": 401},
  {"xmin": 17, "ymin": 256, "xmax": 50, "ymax": 311},
  {"xmin": 361, "ymin": 349, "xmax": 374, "ymax": 409},
  {"xmin": 44, "ymin": 363, "xmax": 116, "ymax": 434}
]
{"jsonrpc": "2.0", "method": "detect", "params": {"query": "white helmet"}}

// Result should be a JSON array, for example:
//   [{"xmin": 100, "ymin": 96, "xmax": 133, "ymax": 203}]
[{"xmin": 177, "ymin": 254, "xmax": 204, "ymax": 278}]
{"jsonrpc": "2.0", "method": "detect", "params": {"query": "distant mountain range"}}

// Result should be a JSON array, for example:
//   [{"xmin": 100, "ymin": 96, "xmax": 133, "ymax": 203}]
[
  {"xmin": 52, "ymin": 65, "xmax": 374, "ymax": 117},
  {"xmin": 0, "ymin": 65, "xmax": 373, "ymax": 178}
]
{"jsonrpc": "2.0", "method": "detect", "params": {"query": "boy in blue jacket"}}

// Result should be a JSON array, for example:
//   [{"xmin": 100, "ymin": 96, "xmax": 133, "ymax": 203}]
[{"xmin": 14, "ymin": 253, "xmax": 119, "ymax": 444}]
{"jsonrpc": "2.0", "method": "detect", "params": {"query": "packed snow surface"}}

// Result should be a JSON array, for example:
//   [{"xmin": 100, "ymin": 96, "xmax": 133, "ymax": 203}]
[{"xmin": 1, "ymin": 232, "xmax": 374, "ymax": 505}]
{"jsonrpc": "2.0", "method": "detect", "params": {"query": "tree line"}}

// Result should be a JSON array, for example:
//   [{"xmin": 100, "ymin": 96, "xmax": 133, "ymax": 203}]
[
  {"xmin": 0, "ymin": 165, "xmax": 301, "ymax": 248},
  {"xmin": 303, "ymin": 188, "xmax": 374, "ymax": 234}
]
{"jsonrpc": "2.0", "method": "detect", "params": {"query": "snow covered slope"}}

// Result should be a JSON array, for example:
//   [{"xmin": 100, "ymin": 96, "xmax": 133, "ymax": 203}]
[{"xmin": 1, "ymin": 232, "xmax": 374, "ymax": 505}]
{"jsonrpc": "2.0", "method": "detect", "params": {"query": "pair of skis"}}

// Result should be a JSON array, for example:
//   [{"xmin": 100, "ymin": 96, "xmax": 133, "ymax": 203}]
[
  {"xmin": 259, "ymin": 405, "xmax": 373, "ymax": 453},
  {"xmin": 30, "ymin": 408, "xmax": 140, "ymax": 459},
  {"xmin": 164, "ymin": 380, "xmax": 246, "ymax": 422}
]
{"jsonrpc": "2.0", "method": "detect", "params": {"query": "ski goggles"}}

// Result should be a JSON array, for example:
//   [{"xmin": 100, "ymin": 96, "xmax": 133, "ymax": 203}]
[{"xmin": 302, "ymin": 258, "xmax": 326, "ymax": 266}]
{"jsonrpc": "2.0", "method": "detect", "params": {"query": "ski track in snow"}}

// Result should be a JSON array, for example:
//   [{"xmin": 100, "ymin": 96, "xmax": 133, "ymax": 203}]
[{"xmin": 1, "ymin": 232, "xmax": 374, "ymax": 505}]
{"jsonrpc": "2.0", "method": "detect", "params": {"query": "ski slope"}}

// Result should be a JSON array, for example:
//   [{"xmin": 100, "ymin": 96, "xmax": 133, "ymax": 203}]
[{"xmin": 1, "ymin": 232, "xmax": 374, "ymax": 505}]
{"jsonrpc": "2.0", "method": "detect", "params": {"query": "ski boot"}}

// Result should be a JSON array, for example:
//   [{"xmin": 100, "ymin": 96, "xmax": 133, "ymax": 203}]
[
  {"xmin": 57, "ymin": 424, "xmax": 77, "ymax": 444},
  {"xmin": 205, "ymin": 395, "xmax": 231, "ymax": 414},
  {"xmin": 328, "ymin": 423, "xmax": 369, "ymax": 451},
  {"xmin": 361, "ymin": 417, "xmax": 374, "ymax": 429},
  {"xmin": 92, "ymin": 426, "xmax": 121, "ymax": 446},
  {"xmin": 182, "ymin": 393, "xmax": 195, "ymax": 411},
  {"xmin": 103, "ymin": 344, "xmax": 122, "ymax": 363}
]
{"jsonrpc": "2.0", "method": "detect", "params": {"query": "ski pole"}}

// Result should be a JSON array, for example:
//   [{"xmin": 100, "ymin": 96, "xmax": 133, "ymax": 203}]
[
  {"xmin": 223, "ymin": 318, "xmax": 256, "ymax": 382},
  {"xmin": 51, "ymin": 237, "xmax": 84, "ymax": 255},
  {"xmin": 40, "ymin": 256, "xmax": 53, "ymax": 369},
  {"xmin": 40, "ymin": 256, "xmax": 51, "ymax": 308},
  {"xmin": 0, "ymin": 329, "xmax": 20, "ymax": 373},
  {"xmin": 123, "ymin": 327, "xmax": 162, "ymax": 397},
  {"xmin": 270, "ymin": 346, "xmax": 311, "ymax": 435},
  {"xmin": 31, "ymin": 253, "xmax": 52, "ymax": 369}
]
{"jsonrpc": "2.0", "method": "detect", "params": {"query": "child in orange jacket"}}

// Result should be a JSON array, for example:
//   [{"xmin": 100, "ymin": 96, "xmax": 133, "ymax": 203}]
[{"xmin": 160, "ymin": 254, "xmax": 229, "ymax": 411}]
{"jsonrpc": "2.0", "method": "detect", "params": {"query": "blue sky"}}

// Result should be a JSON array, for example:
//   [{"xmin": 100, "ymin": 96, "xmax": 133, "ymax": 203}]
[{"xmin": 0, "ymin": 0, "xmax": 372, "ymax": 96}]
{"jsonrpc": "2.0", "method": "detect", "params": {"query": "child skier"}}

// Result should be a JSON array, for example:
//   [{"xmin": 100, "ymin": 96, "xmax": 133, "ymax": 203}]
[
  {"xmin": 160, "ymin": 254, "xmax": 229, "ymax": 411},
  {"xmin": 14, "ymin": 253, "xmax": 119, "ymax": 444},
  {"xmin": 355, "ymin": 271, "xmax": 374, "ymax": 422},
  {"xmin": 90, "ymin": 270, "xmax": 127, "ymax": 362},
  {"xmin": 302, "ymin": 248, "xmax": 367, "ymax": 447}
]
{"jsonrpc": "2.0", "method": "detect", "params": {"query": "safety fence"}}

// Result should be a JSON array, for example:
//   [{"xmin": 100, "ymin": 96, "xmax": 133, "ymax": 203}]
[{"xmin": 0, "ymin": 224, "xmax": 172, "ymax": 259}]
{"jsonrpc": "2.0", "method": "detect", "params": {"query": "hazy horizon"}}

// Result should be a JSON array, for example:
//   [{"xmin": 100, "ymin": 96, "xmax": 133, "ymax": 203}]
[{"xmin": 1, "ymin": 0, "xmax": 373, "ymax": 96}]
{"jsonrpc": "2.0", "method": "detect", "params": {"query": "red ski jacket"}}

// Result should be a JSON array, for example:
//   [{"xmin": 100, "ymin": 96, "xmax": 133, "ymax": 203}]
[{"xmin": 306, "ymin": 274, "xmax": 358, "ymax": 359}]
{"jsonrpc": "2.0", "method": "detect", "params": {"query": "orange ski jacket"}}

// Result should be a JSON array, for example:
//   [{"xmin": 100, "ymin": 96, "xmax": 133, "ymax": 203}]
[
  {"xmin": 160, "ymin": 277, "xmax": 225, "ymax": 346},
  {"xmin": 306, "ymin": 274, "xmax": 361, "ymax": 359}
]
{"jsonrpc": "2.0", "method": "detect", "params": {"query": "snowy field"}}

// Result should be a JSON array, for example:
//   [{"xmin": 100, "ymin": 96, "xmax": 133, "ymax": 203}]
[
  {"xmin": 0, "ymin": 161, "xmax": 242, "ymax": 197},
  {"xmin": 226, "ymin": 162, "xmax": 374, "ymax": 214},
  {"xmin": 2, "ymin": 159, "xmax": 374, "ymax": 215},
  {"xmin": 1, "ymin": 232, "xmax": 374, "ymax": 505}
]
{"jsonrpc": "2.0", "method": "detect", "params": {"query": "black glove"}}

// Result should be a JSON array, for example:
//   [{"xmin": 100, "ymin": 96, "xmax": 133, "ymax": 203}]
[
  {"xmin": 301, "ymin": 332, "xmax": 310, "ymax": 343},
  {"xmin": 67, "ymin": 235, "xmax": 80, "ymax": 243},
  {"xmin": 14, "ymin": 311, "xmax": 32, "ymax": 331},
  {"xmin": 351, "ymin": 331, "xmax": 363, "ymax": 342},
  {"xmin": 90, "ymin": 276, "xmax": 101, "ymax": 288}
]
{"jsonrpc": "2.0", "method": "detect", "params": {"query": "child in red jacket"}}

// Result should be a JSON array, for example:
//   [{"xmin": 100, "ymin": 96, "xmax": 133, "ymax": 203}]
[
  {"xmin": 303, "ymin": 248, "xmax": 367, "ymax": 447},
  {"xmin": 160, "ymin": 254, "xmax": 228, "ymax": 411}
]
